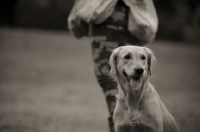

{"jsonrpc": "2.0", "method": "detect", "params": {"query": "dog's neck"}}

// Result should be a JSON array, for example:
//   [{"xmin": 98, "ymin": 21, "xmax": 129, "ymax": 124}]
[{"xmin": 116, "ymin": 76, "xmax": 149, "ymax": 111}]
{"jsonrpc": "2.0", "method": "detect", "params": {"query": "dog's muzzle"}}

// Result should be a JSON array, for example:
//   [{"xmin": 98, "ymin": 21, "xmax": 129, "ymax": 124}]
[
  {"xmin": 123, "ymin": 68, "xmax": 143, "ymax": 83},
  {"xmin": 123, "ymin": 70, "xmax": 131, "ymax": 82}
]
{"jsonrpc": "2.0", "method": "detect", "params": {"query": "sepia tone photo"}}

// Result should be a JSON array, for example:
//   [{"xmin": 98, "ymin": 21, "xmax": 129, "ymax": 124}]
[{"xmin": 0, "ymin": 0, "xmax": 200, "ymax": 132}]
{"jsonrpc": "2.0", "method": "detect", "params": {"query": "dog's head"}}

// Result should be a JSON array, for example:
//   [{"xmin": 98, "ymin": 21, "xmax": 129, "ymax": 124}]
[{"xmin": 109, "ymin": 46, "xmax": 156, "ymax": 90}]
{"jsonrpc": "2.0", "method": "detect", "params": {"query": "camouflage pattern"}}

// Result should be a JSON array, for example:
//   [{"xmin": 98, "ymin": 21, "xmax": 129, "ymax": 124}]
[
  {"xmin": 90, "ymin": 0, "xmax": 142, "ymax": 45},
  {"xmin": 91, "ymin": 40, "xmax": 120, "ymax": 132},
  {"xmin": 91, "ymin": 1, "xmax": 137, "ymax": 132}
]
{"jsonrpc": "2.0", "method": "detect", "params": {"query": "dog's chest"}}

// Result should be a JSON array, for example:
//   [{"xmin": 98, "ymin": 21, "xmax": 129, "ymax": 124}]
[{"xmin": 114, "ymin": 100, "xmax": 141, "ymax": 124}]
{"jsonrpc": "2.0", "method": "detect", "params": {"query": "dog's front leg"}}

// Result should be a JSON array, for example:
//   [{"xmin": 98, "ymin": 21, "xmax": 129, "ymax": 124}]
[
  {"xmin": 115, "ymin": 122, "xmax": 142, "ymax": 132},
  {"xmin": 137, "ymin": 117, "xmax": 163, "ymax": 132},
  {"xmin": 130, "ymin": 113, "xmax": 163, "ymax": 132},
  {"xmin": 115, "ymin": 123, "xmax": 130, "ymax": 132}
]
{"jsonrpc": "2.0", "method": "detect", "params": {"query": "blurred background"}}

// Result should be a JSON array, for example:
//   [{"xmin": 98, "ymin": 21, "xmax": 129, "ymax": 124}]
[
  {"xmin": 1, "ymin": 0, "xmax": 200, "ymax": 42},
  {"xmin": 0, "ymin": 0, "xmax": 200, "ymax": 132}
]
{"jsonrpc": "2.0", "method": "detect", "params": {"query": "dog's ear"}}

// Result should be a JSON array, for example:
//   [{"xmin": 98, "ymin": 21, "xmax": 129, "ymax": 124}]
[
  {"xmin": 144, "ymin": 47, "xmax": 156, "ymax": 76},
  {"xmin": 109, "ymin": 48, "xmax": 119, "ymax": 77}
]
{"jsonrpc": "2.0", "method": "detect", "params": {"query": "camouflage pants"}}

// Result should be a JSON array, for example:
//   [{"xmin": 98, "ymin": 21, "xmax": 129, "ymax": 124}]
[
  {"xmin": 91, "ymin": 1, "xmax": 131, "ymax": 132},
  {"xmin": 91, "ymin": 40, "xmax": 126, "ymax": 132}
]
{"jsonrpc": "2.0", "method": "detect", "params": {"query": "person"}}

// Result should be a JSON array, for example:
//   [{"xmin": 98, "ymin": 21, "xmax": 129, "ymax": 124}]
[{"xmin": 68, "ymin": 0, "xmax": 158, "ymax": 132}]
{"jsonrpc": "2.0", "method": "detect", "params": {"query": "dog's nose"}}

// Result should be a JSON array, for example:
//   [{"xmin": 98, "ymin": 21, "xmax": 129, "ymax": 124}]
[{"xmin": 135, "ymin": 68, "xmax": 144, "ymax": 75}]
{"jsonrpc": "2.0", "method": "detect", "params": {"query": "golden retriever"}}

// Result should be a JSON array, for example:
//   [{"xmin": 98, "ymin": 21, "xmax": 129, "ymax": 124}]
[{"xmin": 109, "ymin": 46, "xmax": 179, "ymax": 132}]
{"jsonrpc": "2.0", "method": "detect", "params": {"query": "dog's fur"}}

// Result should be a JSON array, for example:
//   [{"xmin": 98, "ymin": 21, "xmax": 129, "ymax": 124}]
[{"xmin": 109, "ymin": 46, "xmax": 179, "ymax": 132}]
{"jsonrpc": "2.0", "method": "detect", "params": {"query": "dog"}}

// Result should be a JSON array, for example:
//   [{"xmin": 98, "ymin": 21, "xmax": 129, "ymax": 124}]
[{"xmin": 109, "ymin": 46, "xmax": 179, "ymax": 132}]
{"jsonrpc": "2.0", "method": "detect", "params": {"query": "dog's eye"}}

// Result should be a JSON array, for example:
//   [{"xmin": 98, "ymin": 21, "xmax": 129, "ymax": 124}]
[
  {"xmin": 124, "ymin": 54, "xmax": 131, "ymax": 59},
  {"xmin": 141, "ymin": 55, "xmax": 146, "ymax": 60}
]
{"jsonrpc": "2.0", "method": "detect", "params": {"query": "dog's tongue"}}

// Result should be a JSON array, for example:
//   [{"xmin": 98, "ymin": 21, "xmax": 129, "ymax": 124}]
[
  {"xmin": 129, "ymin": 78, "xmax": 141, "ymax": 90},
  {"xmin": 130, "ymin": 79, "xmax": 136, "ymax": 87}
]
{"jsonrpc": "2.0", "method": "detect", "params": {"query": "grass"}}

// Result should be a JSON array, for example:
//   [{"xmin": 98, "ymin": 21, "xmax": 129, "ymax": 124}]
[{"xmin": 0, "ymin": 27, "xmax": 200, "ymax": 132}]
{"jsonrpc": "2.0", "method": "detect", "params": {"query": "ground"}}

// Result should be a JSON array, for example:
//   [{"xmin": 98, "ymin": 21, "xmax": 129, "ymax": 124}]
[{"xmin": 0, "ymin": 27, "xmax": 200, "ymax": 132}]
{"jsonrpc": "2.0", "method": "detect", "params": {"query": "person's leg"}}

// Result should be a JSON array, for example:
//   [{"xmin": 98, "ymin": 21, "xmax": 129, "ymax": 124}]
[
  {"xmin": 90, "ymin": 1, "xmax": 130, "ymax": 132},
  {"xmin": 91, "ymin": 40, "xmax": 120, "ymax": 132}
]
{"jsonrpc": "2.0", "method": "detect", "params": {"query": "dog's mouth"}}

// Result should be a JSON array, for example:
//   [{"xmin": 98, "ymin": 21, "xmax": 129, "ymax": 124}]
[
  {"xmin": 122, "ymin": 70, "xmax": 141, "ymax": 83},
  {"xmin": 123, "ymin": 70, "xmax": 131, "ymax": 82}
]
